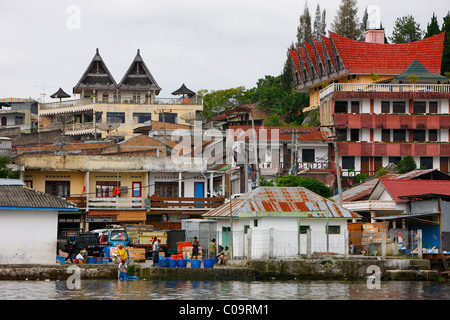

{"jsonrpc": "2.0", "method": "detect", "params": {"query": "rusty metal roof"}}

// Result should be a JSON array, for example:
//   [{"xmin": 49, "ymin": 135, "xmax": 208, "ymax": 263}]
[
  {"xmin": 334, "ymin": 169, "xmax": 450, "ymax": 202},
  {"xmin": 203, "ymin": 187, "xmax": 360, "ymax": 219}
]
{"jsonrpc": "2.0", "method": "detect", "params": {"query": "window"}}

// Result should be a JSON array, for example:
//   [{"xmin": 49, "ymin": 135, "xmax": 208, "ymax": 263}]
[
  {"xmin": 413, "ymin": 130, "xmax": 426, "ymax": 142},
  {"xmin": 388, "ymin": 157, "xmax": 401, "ymax": 165},
  {"xmin": 351, "ymin": 101, "xmax": 360, "ymax": 114},
  {"xmin": 154, "ymin": 181, "xmax": 184, "ymax": 197},
  {"xmin": 327, "ymin": 226, "xmax": 341, "ymax": 234},
  {"xmin": 350, "ymin": 129, "xmax": 359, "ymax": 141},
  {"xmin": 45, "ymin": 181, "xmax": 70, "ymax": 197},
  {"xmin": 14, "ymin": 116, "xmax": 24, "ymax": 125},
  {"xmin": 413, "ymin": 101, "xmax": 426, "ymax": 113},
  {"xmin": 133, "ymin": 112, "xmax": 152, "ymax": 124},
  {"xmin": 102, "ymin": 92, "xmax": 109, "ymax": 103},
  {"xmin": 429, "ymin": 101, "xmax": 438, "ymax": 114},
  {"xmin": 420, "ymin": 157, "xmax": 433, "ymax": 169},
  {"xmin": 302, "ymin": 149, "xmax": 315, "ymax": 162},
  {"xmin": 110, "ymin": 230, "xmax": 129, "ymax": 241},
  {"xmin": 106, "ymin": 112, "xmax": 125, "ymax": 123},
  {"xmin": 342, "ymin": 156, "xmax": 355, "ymax": 170},
  {"xmin": 393, "ymin": 101, "xmax": 406, "ymax": 113},
  {"xmin": 96, "ymin": 181, "xmax": 121, "ymax": 198},
  {"xmin": 132, "ymin": 92, "xmax": 141, "ymax": 104},
  {"xmin": 393, "ymin": 129, "xmax": 406, "ymax": 141},
  {"xmin": 337, "ymin": 129, "xmax": 347, "ymax": 141},
  {"xmin": 382, "ymin": 129, "xmax": 390, "ymax": 142},
  {"xmin": 113, "ymin": 92, "xmax": 121, "ymax": 103},
  {"xmin": 335, "ymin": 101, "xmax": 347, "ymax": 113},
  {"xmin": 429, "ymin": 129, "xmax": 438, "ymax": 142},
  {"xmin": 374, "ymin": 157, "xmax": 383, "ymax": 171},
  {"xmin": 244, "ymin": 225, "xmax": 250, "ymax": 234},
  {"xmin": 254, "ymin": 219, "xmax": 258, "ymax": 227},
  {"xmin": 159, "ymin": 112, "xmax": 177, "ymax": 124},
  {"xmin": 132, "ymin": 182, "xmax": 142, "ymax": 197},
  {"xmin": 381, "ymin": 101, "xmax": 390, "ymax": 113},
  {"xmin": 299, "ymin": 226, "xmax": 310, "ymax": 234},
  {"xmin": 25, "ymin": 180, "xmax": 33, "ymax": 188}
]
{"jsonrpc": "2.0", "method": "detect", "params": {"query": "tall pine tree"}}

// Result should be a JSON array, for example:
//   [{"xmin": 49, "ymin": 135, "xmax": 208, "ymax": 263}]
[
  {"xmin": 424, "ymin": 12, "xmax": 440, "ymax": 38},
  {"xmin": 332, "ymin": 0, "xmax": 361, "ymax": 40},
  {"xmin": 389, "ymin": 15, "xmax": 422, "ymax": 43},
  {"xmin": 442, "ymin": 12, "xmax": 450, "ymax": 76},
  {"xmin": 296, "ymin": 2, "xmax": 313, "ymax": 44},
  {"xmin": 359, "ymin": 7, "xmax": 368, "ymax": 41},
  {"xmin": 313, "ymin": 4, "xmax": 327, "ymax": 40}
]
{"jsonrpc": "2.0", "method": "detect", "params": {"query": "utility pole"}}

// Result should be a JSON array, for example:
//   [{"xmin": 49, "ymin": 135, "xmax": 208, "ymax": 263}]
[
  {"xmin": 154, "ymin": 108, "xmax": 172, "ymax": 157},
  {"xmin": 281, "ymin": 128, "xmax": 310, "ymax": 175}
]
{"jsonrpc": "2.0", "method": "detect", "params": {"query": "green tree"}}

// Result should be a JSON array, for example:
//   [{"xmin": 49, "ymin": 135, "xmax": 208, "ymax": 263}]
[
  {"xmin": 197, "ymin": 87, "xmax": 249, "ymax": 121},
  {"xmin": 313, "ymin": 4, "xmax": 327, "ymax": 40},
  {"xmin": 296, "ymin": 2, "xmax": 313, "ymax": 44},
  {"xmin": 424, "ymin": 12, "xmax": 441, "ymax": 38},
  {"xmin": 0, "ymin": 156, "xmax": 21, "ymax": 179},
  {"xmin": 331, "ymin": 0, "xmax": 361, "ymax": 40},
  {"xmin": 359, "ymin": 7, "xmax": 368, "ymax": 41},
  {"xmin": 275, "ymin": 175, "xmax": 333, "ymax": 198},
  {"xmin": 441, "ymin": 12, "xmax": 450, "ymax": 76},
  {"xmin": 397, "ymin": 156, "xmax": 417, "ymax": 174},
  {"xmin": 389, "ymin": 15, "xmax": 423, "ymax": 43}
]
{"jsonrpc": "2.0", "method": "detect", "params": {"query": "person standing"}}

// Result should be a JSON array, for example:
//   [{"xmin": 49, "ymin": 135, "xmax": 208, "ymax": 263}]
[
  {"xmin": 209, "ymin": 239, "xmax": 216, "ymax": 259},
  {"xmin": 152, "ymin": 238, "xmax": 160, "ymax": 267},
  {"xmin": 118, "ymin": 259, "xmax": 128, "ymax": 280},
  {"xmin": 117, "ymin": 244, "xmax": 128, "ymax": 264},
  {"xmin": 192, "ymin": 236, "xmax": 199, "ymax": 260}
]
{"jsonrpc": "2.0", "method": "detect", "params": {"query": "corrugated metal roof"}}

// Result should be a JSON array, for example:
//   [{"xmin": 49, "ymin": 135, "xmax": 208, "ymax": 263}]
[
  {"xmin": 0, "ymin": 185, "xmax": 78, "ymax": 210},
  {"xmin": 379, "ymin": 179, "xmax": 450, "ymax": 203},
  {"xmin": 203, "ymin": 187, "xmax": 360, "ymax": 219},
  {"xmin": 334, "ymin": 169, "xmax": 448, "ymax": 202}
]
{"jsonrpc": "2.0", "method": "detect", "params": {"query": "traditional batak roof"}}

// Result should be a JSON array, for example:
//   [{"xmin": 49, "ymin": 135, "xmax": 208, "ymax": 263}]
[
  {"xmin": 73, "ymin": 48, "xmax": 118, "ymax": 93},
  {"xmin": 289, "ymin": 32, "xmax": 446, "ymax": 89},
  {"xmin": 118, "ymin": 49, "xmax": 161, "ymax": 94},
  {"xmin": 203, "ymin": 187, "xmax": 360, "ymax": 219}
]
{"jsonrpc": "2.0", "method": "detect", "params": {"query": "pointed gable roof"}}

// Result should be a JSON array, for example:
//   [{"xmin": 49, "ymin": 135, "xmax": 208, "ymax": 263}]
[
  {"xmin": 73, "ymin": 48, "xmax": 117, "ymax": 93},
  {"xmin": 393, "ymin": 59, "xmax": 450, "ymax": 83},
  {"xmin": 329, "ymin": 31, "xmax": 445, "ymax": 75},
  {"xmin": 118, "ymin": 49, "xmax": 161, "ymax": 94}
]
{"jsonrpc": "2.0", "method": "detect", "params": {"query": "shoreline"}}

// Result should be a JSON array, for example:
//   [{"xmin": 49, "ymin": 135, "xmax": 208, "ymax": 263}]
[{"xmin": 0, "ymin": 257, "xmax": 443, "ymax": 281}]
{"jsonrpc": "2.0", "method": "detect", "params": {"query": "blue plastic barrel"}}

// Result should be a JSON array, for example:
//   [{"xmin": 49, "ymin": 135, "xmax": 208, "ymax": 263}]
[
  {"xmin": 168, "ymin": 259, "xmax": 177, "ymax": 268},
  {"xmin": 159, "ymin": 259, "xmax": 169, "ymax": 267},
  {"xmin": 87, "ymin": 257, "xmax": 96, "ymax": 264},
  {"xmin": 177, "ymin": 259, "xmax": 188, "ymax": 268},
  {"xmin": 191, "ymin": 259, "xmax": 201, "ymax": 268},
  {"xmin": 203, "ymin": 259, "xmax": 214, "ymax": 269}
]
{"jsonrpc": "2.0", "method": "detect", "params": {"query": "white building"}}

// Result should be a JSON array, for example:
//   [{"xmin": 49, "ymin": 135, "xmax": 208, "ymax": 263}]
[
  {"xmin": 203, "ymin": 187, "xmax": 360, "ymax": 258},
  {"xmin": 0, "ymin": 179, "xmax": 78, "ymax": 264}
]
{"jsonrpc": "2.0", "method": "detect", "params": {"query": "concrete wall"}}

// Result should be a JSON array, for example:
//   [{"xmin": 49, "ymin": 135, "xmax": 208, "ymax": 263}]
[{"xmin": 0, "ymin": 209, "xmax": 58, "ymax": 265}]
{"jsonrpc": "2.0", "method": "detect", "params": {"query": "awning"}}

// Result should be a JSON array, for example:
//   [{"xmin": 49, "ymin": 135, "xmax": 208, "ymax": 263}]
[
  {"xmin": 372, "ymin": 212, "xmax": 440, "ymax": 221},
  {"xmin": 39, "ymin": 105, "xmax": 94, "ymax": 116},
  {"xmin": 65, "ymin": 129, "xmax": 95, "ymax": 136}
]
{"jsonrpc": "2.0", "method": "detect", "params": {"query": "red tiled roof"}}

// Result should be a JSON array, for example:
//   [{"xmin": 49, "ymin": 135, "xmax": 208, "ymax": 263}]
[
  {"xmin": 228, "ymin": 126, "xmax": 332, "ymax": 141},
  {"xmin": 329, "ymin": 31, "xmax": 445, "ymax": 74},
  {"xmin": 304, "ymin": 42, "xmax": 318, "ymax": 72},
  {"xmin": 379, "ymin": 179, "xmax": 450, "ymax": 203},
  {"xmin": 289, "ymin": 32, "xmax": 445, "ymax": 77}
]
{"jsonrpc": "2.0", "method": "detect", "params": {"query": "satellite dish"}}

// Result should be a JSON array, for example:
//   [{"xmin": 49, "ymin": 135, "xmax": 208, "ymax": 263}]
[{"xmin": 95, "ymin": 117, "xmax": 122, "ymax": 137}]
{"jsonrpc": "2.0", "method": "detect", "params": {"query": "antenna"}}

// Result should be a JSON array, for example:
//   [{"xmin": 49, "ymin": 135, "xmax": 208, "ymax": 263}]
[
  {"xmin": 34, "ymin": 84, "xmax": 57, "ymax": 103},
  {"xmin": 95, "ymin": 117, "xmax": 122, "ymax": 137}
]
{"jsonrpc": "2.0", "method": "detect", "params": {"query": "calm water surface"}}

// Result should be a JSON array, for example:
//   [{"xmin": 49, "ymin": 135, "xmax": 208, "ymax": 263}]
[{"xmin": 0, "ymin": 280, "xmax": 449, "ymax": 300}]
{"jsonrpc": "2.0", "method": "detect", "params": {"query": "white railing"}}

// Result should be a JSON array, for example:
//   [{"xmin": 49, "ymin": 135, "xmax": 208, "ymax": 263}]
[
  {"xmin": 87, "ymin": 197, "xmax": 145, "ymax": 210},
  {"xmin": 342, "ymin": 200, "xmax": 397, "ymax": 212},
  {"xmin": 38, "ymin": 121, "xmax": 95, "ymax": 132},
  {"xmin": 40, "ymin": 97, "xmax": 203, "ymax": 110},
  {"xmin": 320, "ymin": 83, "xmax": 450, "ymax": 100}
]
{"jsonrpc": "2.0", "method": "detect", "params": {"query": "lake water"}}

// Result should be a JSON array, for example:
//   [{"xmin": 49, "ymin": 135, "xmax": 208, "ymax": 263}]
[{"xmin": 1, "ymin": 279, "xmax": 449, "ymax": 300}]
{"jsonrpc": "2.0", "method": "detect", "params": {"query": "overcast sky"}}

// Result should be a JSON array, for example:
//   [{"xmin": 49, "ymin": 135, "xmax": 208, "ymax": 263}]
[{"xmin": 0, "ymin": 0, "xmax": 448, "ymax": 102}]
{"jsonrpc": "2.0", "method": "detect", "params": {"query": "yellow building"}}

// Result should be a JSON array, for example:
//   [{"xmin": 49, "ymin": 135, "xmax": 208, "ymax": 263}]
[{"xmin": 38, "ymin": 49, "xmax": 203, "ymax": 140}]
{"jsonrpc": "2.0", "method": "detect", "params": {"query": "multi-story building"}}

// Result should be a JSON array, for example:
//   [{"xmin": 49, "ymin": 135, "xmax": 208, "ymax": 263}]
[
  {"xmin": 38, "ymin": 49, "xmax": 203, "ymax": 140},
  {"xmin": 0, "ymin": 97, "xmax": 38, "ymax": 133},
  {"xmin": 289, "ymin": 30, "xmax": 450, "ymax": 176}
]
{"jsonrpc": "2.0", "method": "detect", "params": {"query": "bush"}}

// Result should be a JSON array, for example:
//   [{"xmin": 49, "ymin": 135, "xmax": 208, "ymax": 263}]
[
  {"xmin": 397, "ymin": 156, "xmax": 417, "ymax": 174},
  {"xmin": 275, "ymin": 175, "xmax": 332, "ymax": 198},
  {"xmin": 355, "ymin": 173, "xmax": 369, "ymax": 183}
]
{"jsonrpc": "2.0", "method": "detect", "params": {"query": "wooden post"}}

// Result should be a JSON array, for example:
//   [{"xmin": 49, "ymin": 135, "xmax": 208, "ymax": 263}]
[
  {"xmin": 344, "ymin": 229, "xmax": 349, "ymax": 259},
  {"xmin": 247, "ymin": 228, "xmax": 252, "ymax": 260},
  {"xmin": 382, "ymin": 229, "xmax": 387, "ymax": 258},
  {"xmin": 418, "ymin": 229, "xmax": 423, "ymax": 259},
  {"xmin": 269, "ymin": 228, "xmax": 274, "ymax": 259},
  {"xmin": 307, "ymin": 228, "xmax": 312, "ymax": 259}
]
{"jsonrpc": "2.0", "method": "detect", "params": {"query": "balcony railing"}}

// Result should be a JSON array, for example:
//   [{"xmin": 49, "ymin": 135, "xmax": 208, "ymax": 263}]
[
  {"xmin": 337, "ymin": 141, "xmax": 450, "ymax": 157},
  {"xmin": 88, "ymin": 197, "xmax": 146, "ymax": 210},
  {"xmin": 146, "ymin": 197, "xmax": 225, "ymax": 210},
  {"xmin": 40, "ymin": 96, "xmax": 203, "ymax": 110},
  {"xmin": 334, "ymin": 113, "xmax": 450, "ymax": 130},
  {"xmin": 320, "ymin": 83, "xmax": 450, "ymax": 100},
  {"xmin": 342, "ymin": 200, "xmax": 397, "ymax": 212},
  {"xmin": 38, "ymin": 122, "xmax": 95, "ymax": 133}
]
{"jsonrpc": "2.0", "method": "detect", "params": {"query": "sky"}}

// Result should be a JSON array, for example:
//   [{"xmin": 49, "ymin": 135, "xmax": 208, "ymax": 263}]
[{"xmin": 0, "ymin": 0, "xmax": 448, "ymax": 102}]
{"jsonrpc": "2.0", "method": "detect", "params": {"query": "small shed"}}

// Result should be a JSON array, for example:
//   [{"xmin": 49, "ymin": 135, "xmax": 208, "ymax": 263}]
[
  {"xmin": 0, "ymin": 179, "xmax": 78, "ymax": 264},
  {"xmin": 203, "ymin": 187, "xmax": 360, "ymax": 258}
]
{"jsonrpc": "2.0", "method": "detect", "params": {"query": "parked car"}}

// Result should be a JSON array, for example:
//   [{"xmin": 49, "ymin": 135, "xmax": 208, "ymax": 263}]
[
  {"xmin": 70, "ymin": 232, "xmax": 105, "ymax": 257},
  {"xmin": 92, "ymin": 228, "xmax": 130, "ymax": 247}
]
